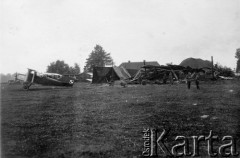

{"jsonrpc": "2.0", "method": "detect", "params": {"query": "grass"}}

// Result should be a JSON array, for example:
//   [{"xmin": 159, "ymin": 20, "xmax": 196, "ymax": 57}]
[{"xmin": 1, "ymin": 80, "xmax": 240, "ymax": 158}]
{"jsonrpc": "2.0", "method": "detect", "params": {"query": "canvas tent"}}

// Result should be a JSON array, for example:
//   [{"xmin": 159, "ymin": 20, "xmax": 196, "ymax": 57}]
[{"xmin": 92, "ymin": 66, "xmax": 131, "ymax": 83}]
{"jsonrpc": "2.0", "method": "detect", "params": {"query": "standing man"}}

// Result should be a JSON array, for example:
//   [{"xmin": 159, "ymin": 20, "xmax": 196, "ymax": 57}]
[
  {"xmin": 163, "ymin": 72, "xmax": 167, "ymax": 84},
  {"xmin": 195, "ymin": 72, "xmax": 200, "ymax": 89},
  {"xmin": 186, "ymin": 71, "xmax": 200, "ymax": 89},
  {"xmin": 186, "ymin": 72, "xmax": 192, "ymax": 89}
]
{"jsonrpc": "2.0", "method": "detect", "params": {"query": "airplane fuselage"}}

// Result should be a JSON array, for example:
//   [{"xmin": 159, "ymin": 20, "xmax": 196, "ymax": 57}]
[{"xmin": 23, "ymin": 69, "xmax": 75, "ymax": 89}]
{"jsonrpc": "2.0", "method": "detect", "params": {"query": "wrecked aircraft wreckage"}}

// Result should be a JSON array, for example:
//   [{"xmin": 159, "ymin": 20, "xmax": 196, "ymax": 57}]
[
  {"xmin": 92, "ymin": 65, "xmax": 217, "ymax": 85},
  {"xmin": 129, "ymin": 65, "xmax": 207, "ymax": 85}
]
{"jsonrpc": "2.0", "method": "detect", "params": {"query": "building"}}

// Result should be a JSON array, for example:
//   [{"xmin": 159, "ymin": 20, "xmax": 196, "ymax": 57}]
[{"xmin": 119, "ymin": 61, "xmax": 160, "ymax": 78}]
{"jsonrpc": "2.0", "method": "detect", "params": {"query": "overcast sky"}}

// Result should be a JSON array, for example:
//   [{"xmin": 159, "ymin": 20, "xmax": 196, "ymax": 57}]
[{"xmin": 1, "ymin": 0, "xmax": 240, "ymax": 74}]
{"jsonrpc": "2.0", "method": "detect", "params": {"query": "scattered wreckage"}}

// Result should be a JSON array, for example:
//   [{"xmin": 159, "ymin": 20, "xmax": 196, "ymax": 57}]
[
  {"xmin": 128, "ymin": 65, "xmax": 207, "ymax": 85},
  {"xmin": 92, "ymin": 64, "xmax": 217, "ymax": 86},
  {"xmin": 8, "ymin": 73, "xmax": 26, "ymax": 85}
]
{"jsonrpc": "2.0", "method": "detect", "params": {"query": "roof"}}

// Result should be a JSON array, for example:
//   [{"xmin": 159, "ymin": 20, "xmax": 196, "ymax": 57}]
[{"xmin": 119, "ymin": 61, "xmax": 160, "ymax": 70}]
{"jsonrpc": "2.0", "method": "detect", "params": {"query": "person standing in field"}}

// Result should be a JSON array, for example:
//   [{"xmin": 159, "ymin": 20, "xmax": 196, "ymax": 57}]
[
  {"xmin": 195, "ymin": 72, "xmax": 200, "ymax": 89},
  {"xmin": 186, "ymin": 71, "xmax": 200, "ymax": 89},
  {"xmin": 163, "ymin": 72, "xmax": 167, "ymax": 84},
  {"xmin": 186, "ymin": 72, "xmax": 192, "ymax": 89}
]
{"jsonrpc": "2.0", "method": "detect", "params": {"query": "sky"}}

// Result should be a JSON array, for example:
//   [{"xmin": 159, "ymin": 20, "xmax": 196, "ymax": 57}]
[{"xmin": 1, "ymin": 0, "xmax": 240, "ymax": 74}]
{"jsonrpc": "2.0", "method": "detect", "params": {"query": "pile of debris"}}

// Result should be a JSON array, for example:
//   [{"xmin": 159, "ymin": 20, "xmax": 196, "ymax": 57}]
[
  {"xmin": 128, "ymin": 65, "xmax": 204, "ymax": 85},
  {"xmin": 91, "ymin": 60, "xmax": 218, "ymax": 86}
]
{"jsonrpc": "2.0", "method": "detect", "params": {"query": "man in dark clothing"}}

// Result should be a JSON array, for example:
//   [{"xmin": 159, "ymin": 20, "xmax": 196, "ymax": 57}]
[
  {"xmin": 186, "ymin": 72, "xmax": 192, "ymax": 89},
  {"xmin": 195, "ymin": 72, "xmax": 200, "ymax": 89},
  {"xmin": 163, "ymin": 72, "xmax": 167, "ymax": 84},
  {"xmin": 186, "ymin": 72, "xmax": 200, "ymax": 89}
]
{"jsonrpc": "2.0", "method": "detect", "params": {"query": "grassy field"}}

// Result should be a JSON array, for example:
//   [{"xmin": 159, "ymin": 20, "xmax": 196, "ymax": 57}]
[{"xmin": 1, "ymin": 80, "xmax": 240, "ymax": 158}]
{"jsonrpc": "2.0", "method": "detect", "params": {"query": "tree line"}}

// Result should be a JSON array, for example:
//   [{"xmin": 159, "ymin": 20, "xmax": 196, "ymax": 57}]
[
  {"xmin": 47, "ymin": 61, "xmax": 80, "ymax": 74},
  {"xmin": 46, "ymin": 44, "xmax": 113, "ymax": 74},
  {"xmin": 0, "ymin": 73, "xmax": 14, "ymax": 83},
  {"xmin": 1, "ymin": 45, "xmax": 239, "ymax": 83},
  {"xmin": 47, "ymin": 44, "xmax": 239, "ymax": 76},
  {"xmin": 1, "ymin": 44, "xmax": 113, "ymax": 83}
]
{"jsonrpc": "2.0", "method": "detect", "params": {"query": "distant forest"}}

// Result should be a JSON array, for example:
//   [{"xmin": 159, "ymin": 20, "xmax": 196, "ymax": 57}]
[{"xmin": 1, "ymin": 73, "xmax": 15, "ymax": 83}]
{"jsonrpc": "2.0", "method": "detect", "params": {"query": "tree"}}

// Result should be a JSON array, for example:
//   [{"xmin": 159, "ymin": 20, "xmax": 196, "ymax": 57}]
[
  {"xmin": 235, "ymin": 48, "xmax": 240, "ymax": 73},
  {"xmin": 214, "ymin": 63, "xmax": 234, "ymax": 77},
  {"xmin": 47, "ymin": 60, "xmax": 70, "ymax": 74},
  {"xmin": 84, "ymin": 45, "xmax": 113, "ymax": 72},
  {"xmin": 47, "ymin": 60, "xmax": 81, "ymax": 74},
  {"xmin": 0, "ymin": 73, "xmax": 13, "ymax": 83},
  {"xmin": 71, "ymin": 63, "xmax": 81, "ymax": 74}
]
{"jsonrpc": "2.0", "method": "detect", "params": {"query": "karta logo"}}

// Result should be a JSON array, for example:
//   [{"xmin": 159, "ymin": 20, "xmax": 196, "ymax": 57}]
[{"xmin": 142, "ymin": 128, "xmax": 239, "ymax": 157}]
